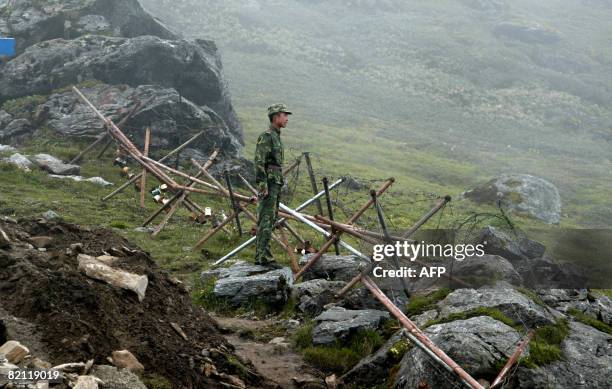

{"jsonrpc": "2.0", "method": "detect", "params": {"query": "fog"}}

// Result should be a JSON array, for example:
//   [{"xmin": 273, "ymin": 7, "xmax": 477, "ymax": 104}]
[{"xmin": 142, "ymin": 0, "xmax": 612, "ymax": 225}]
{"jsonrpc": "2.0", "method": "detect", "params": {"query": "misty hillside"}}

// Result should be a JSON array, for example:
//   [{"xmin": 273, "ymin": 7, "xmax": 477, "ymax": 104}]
[
  {"xmin": 142, "ymin": 0, "xmax": 612, "ymax": 154},
  {"xmin": 138, "ymin": 1, "xmax": 612, "ymax": 225}
]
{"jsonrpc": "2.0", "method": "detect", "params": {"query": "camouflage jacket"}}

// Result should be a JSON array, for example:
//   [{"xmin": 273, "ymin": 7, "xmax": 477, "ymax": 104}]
[{"xmin": 254, "ymin": 124, "xmax": 284, "ymax": 191}]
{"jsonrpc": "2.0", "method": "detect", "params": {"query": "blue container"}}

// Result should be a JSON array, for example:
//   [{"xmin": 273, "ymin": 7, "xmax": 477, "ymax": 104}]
[{"xmin": 0, "ymin": 38, "xmax": 16, "ymax": 57}]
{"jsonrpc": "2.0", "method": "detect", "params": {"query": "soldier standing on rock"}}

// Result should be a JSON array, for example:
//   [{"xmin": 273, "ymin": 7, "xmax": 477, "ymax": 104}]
[{"xmin": 253, "ymin": 104, "xmax": 292, "ymax": 268}]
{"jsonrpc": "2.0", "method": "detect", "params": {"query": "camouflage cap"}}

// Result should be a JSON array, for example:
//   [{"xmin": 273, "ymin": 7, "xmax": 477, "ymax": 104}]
[{"xmin": 267, "ymin": 103, "xmax": 292, "ymax": 117}]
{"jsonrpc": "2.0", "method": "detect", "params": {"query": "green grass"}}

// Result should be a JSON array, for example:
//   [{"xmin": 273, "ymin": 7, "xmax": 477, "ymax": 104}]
[
  {"xmin": 292, "ymin": 321, "xmax": 385, "ymax": 374},
  {"xmin": 141, "ymin": 374, "xmax": 173, "ymax": 389},
  {"xmin": 423, "ymin": 307, "xmax": 519, "ymax": 330},
  {"xmin": 567, "ymin": 308, "xmax": 612, "ymax": 335},
  {"xmin": 404, "ymin": 288, "xmax": 451, "ymax": 317},
  {"xmin": 519, "ymin": 319, "xmax": 570, "ymax": 368},
  {"xmin": 517, "ymin": 287, "xmax": 547, "ymax": 308}
]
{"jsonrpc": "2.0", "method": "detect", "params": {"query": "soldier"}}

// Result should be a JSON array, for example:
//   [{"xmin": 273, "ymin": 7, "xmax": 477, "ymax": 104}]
[{"xmin": 254, "ymin": 103, "xmax": 292, "ymax": 267}]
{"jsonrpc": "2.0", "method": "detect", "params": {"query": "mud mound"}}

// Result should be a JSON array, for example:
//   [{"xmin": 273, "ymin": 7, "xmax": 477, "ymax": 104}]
[{"xmin": 0, "ymin": 218, "xmax": 271, "ymax": 388}]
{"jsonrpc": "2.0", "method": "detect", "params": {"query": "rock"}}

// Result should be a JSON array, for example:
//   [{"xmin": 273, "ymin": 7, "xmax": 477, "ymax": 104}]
[
  {"xmin": 3, "ymin": 153, "xmax": 33, "ymax": 171},
  {"xmin": 477, "ymin": 225, "xmax": 545, "ymax": 260},
  {"xmin": 411, "ymin": 254, "xmax": 522, "ymax": 290},
  {"xmin": 291, "ymin": 279, "xmax": 347, "ymax": 317},
  {"xmin": 462, "ymin": 174, "xmax": 562, "ymax": 224},
  {"xmin": 298, "ymin": 254, "xmax": 367, "ymax": 281},
  {"xmin": 201, "ymin": 260, "xmax": 282, "ymax": 283},
  {"xmin": 0, "ymin": 145, "xmax": 16, "ymax": 153},
  {"xmin": 514, "ymin": 322, "xmax": 612, "ymax": 388},
  {"xmin": 394, "ymin": 316, "xmax": 523, "ymax": 388},
  {"xmin": 341, "ymin": 329, "xmax": 410, "ymax": 387},
  {"xmin": 41, "ymin": 210, "xmax": 60, "ymax": 221},
  {"xmin": 325, "ymin": 374, "xmax": 338, "ymax": 389},
  {"xmin": 74, "ymin": 375, "xmax": 103, "ymax": 389},
  {"xmin": 33, "ymin": 154, "xmax": 80, "ymax": 176},
  {"xmin": 90, "ymin": 365, "xmax": 147, "ymax": 389},
  {"xmin": 133, "ymin": 226, "xmax": 154, "ymax": 233},
  {"xmin": 212, "ymin": 265, "xmax": 293, "ymax": 307},
  {"xmin": 29, "ymin": 236, "xmax": 53, "ymax": 248},
  {"xmin": 494, "ymin": 20, "xmax": 562, "ymax": 44},
  {"xmin": 0, "ymin": 340, "xmax": 29, "ymax": 363},
  {"xmin": 38, "ymin": 83, "xmax": 243, "ymax": 157},
  {"xmin": 110, "ymin": 350, "xmax": 145, "ymax": 374},
  {"xmin": 595, "ymin": 295, "xmax": 612, "ymax": 325},
  {"xmin": 0, "ymin": 0, "xmax": 178, "ymax": 55},
  {"xmin": 515, "ymin": 256, "xmax": 586, "ymax": 289},
  {"xmin": 70, "ymin": 243, "xmax": 84, "ymax": 253},
  {"xmin": 49, "ymin": 175, "xmax": 113, "ymax": 186},
  {"xmin": 0, "ymin": 35, "xmax": 242, "ymax": 141},
  {"xmin": 0, "ymin": 119, "xmax": 32, "ymax": 143},
  {"xmin": 53, "ymin": 362, "xmax": 87, "ymax": 373},
  {"xmin": 77, "ymin": 254, "xmax": 148, "ymax": 302},
  {"xmin": 311, "ymin": 306, "xmax": 389, "ymax": 345},
  {"xmin": 437, "ymin": 287, "xmax": 555, "ymax": 327},
  {"xmin": 0, "ymin": 228, "xmax": 10, "ymax": 249},
  {"xmin": 0, "ymin": 111, "xmax": 11, "ymax": 128}
]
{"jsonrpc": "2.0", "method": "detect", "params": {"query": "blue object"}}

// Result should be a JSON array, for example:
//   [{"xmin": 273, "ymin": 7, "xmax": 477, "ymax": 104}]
[{"xmin": 0, "ymin": 38, "xmax": 16, "ymax": 57}]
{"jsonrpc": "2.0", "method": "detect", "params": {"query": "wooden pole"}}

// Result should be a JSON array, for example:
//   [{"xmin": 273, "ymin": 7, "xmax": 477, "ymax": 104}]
[
  {"xmin": 303, "ymin": 152, "xmax": 324, "ymax": 216},
  {"xmin": 225, "ymin": 171, "xmax": 243, "ymax": 236},
  {"xmin": 140, "ymin": 127, "xmax": 151, "ymax": 208},
  {"xmin": 322, "ymin": 176, "xmax": 340, "ymax": 255},
  {"xmin": 361, "ymin": 276, "xmax": 485, "ymax": 389},
  {"xmin": 283, "ymin": 156, "xmax": 301, "ymax": 176},
  {"xmin": 371, "ymin": 189, "xmax": 410, "ymax": 298},
  {"xmin": 96, "ymin": 137, "xmax": 114, "ymax": 158},
  {"xmin": 490, "ymin": 331, "xmax": 534, "ymax": 388},
  {"xmin": 69, "ymin": 133, "xmax": 108, "ymax": 165},
  {"xmin": 102, "ymin": 130, "xmax": 204, "ymax": 201}
]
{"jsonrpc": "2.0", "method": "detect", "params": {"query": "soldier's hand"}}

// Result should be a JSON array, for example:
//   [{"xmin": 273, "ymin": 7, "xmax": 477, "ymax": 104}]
[
  {"xmin": 257, "ymin": 183, "xmax": 269, "ymax": 199},
  {"xmin": 258, "ymin": 188, "xmax": 269, "ymax": 200}
]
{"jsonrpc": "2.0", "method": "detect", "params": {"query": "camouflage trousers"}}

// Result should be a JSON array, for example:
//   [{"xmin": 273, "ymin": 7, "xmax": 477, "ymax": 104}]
[{"xmin": 255, "ymin": 182, "xmax": 281, "ymax": 264}]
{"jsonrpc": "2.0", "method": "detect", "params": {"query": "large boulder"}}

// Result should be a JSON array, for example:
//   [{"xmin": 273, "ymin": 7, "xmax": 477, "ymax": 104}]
[
  {"xmin": 514, "ymin": 322, "xmax": 612, "ymax": 389},
  {"xmin": 209, "ymin": 262, "xmax": 294, "ymax": 307},
  {"xmin": 33, "ymin": 154, "xmax": 80, "ymax": 176},
  {"xmin": 0, "ymin": 0, "xmax": 178, "ymax": 55},
  {"xmin": 393, "ymin": 316, "xmax": 523, "ymax": 388},
  {"xmin": 462, "ymin": 174, "xmax": 562, "ymax": 224},
  {"xmin": 477, "ymin": 225, "xmax": 546, "ymax": 261},
  {"xmin": 311, "ymin": 306, "xmax": 389, "ymax": 346},
  {"xmin": 437, "ymin": 287, "xmax": 555, "ymax": 327},
  {"xmin": 291, "ymin": 279, "xmax": 383, "ymax": 317},
  {"xmin": 0, "ymin": 119, "xmax": 32, "ymax": 143},
  {"xmin": 298, "ymin": 254, "xmax": 367, "ymax": 282},
  {"xmin": 2, "ymin": 153, "xmax": 33, "ymax": 171},
  {"xmin": 35, "ymin": 83, "xmax": 243, "ymax": 157},
  {"xmin": 0, "ymin": 34, "xmax": 242, "ymax": 141}
]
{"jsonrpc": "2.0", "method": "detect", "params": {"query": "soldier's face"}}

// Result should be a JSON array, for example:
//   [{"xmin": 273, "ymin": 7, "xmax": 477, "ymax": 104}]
[{"xmin": 273, "ymin": 112, "xmax": 290, "ymax": 128}]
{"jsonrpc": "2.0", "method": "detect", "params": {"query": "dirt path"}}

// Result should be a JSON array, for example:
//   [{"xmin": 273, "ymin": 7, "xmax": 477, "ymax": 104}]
[{"xmin": 213, "ymin": 315, "xmax": 325, "ymax": 389}]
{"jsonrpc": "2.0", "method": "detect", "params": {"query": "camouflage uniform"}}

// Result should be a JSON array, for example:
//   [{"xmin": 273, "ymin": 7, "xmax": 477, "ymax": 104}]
[{"xmin": 254, "ymin": 104, "xmax": 291, "ymax": 264}]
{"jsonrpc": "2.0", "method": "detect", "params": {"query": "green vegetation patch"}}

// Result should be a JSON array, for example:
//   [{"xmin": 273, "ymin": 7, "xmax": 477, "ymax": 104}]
[
  {"xmin": 292, "ymin": 321, "xmax": 384, "ymax": 374},
  {"xmin": 568, "ymin": 308, "xmax": 612, "ymax": 335},
  {"xmin": 423, "ymin": 307, "xmax": 518, "ymax": 330},
  {"xmin": 141, "ymin": 374, "xmax": 173, "ymax": 389},
  {"xmin": 404, "ymin": 288, "xmax": 451, "ymax": 316},
  {"xmin": 519, "ymin": 319, "xmax": 570, "ymax": 368},
  {"xmin": 2, "ymin": 95, "xmax": 46, "ymax": 118}
]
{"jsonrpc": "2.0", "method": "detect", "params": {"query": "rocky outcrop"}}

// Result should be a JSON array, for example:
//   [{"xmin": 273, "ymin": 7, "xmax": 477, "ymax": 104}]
[
  {"xmin": 33, "ymin": 154, "xmax": 80, "ymax": 176},
  {"xmin": 0, "ymin": 35, "xmax": 242, "ymax": 142},
  {"xmin": 34, "ymin": 83, "xmax": 243, "ymax": 157},
  {"xmin": 0, "ymin": 0, "xmax": 178, "ymax": 54},
  {"xmin": 462, "ymin": 174, "xmax": 562, "ymax": 224},
  {"xmin": 205, "ymin": 261, "xmax": 294, "ymax": 307},
  {"xmin": 2, "ymin": 153, "xmax": 33, "ymax": 171},
  {"xmin": 298, "ymin": 254, "xmax": 367, "ymax": 282},
  {"xmin": 311, "ymin": 306, "xmax": 389, "ymax": 346},
  {"xmin": 341, "ymin": 329, "xmax": 409, "ymax": 387},
  {"xmin": 477, "ymin": 225, "xmax": 546, "ymax": 261},
  {"xmin": 291, "ymin": 279, "xmax": 383, "ymax": 316},
  {"xmin": 394, "ymin": 316, "xmax": 523, "ymax": 388},
  {"xmin": 514, "ymin": 322, "xmax": 612, "ymax": 389},
  {"xmin": 437, "ymin": 287, "xmax": 555, "ymax": 327}
]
